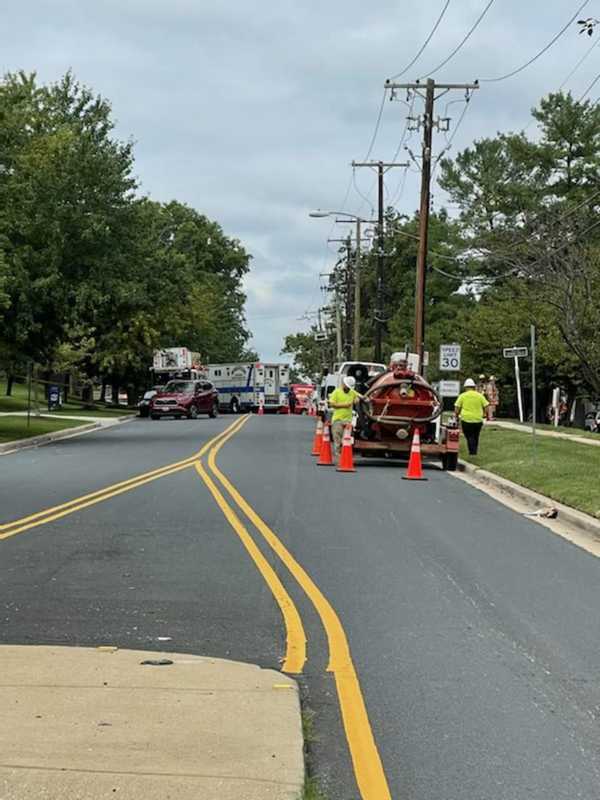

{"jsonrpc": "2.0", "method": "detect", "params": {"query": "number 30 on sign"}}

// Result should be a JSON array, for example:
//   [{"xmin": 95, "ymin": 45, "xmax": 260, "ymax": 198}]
[{"xmin": 439, "ymin": 344, "xmax": 461, "ymax": 371}]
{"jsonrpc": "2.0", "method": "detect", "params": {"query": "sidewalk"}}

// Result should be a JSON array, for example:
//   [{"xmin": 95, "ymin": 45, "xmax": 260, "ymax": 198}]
[
  {"xmin": 0, "ymin": 646, "xmax": 304, "ymax": 800},
  {"xmin": 493, "ymin": 419, "xmax": 600, "ymax": 448}
]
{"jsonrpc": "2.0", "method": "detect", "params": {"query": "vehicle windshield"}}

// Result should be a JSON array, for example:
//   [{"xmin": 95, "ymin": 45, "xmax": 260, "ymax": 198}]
[{"xmin": 163, "ymin": 381, "xmax": 194, "ymax": 393}]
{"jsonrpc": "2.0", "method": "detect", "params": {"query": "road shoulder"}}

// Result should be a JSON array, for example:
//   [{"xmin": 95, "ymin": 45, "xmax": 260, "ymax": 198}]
[
  {"xmin": 0, "ymin": 645, "xmax": 304, "ymax": 800},
  {"xmin": 454, "ymin": 461, "xmax": 600, "ymax": 558}
]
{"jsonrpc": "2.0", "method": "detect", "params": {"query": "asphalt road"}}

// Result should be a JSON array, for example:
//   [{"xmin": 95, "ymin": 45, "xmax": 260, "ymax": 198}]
[{"xmin": 2, "ymin": 414, "xmax": 600, "ymax": 799}]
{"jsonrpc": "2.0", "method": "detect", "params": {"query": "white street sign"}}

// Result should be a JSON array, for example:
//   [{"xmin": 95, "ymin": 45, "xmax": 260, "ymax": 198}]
[
  {"xmin": 439, "ymin": 344, "xmax": 461, "ymax": 371},
  {"xmin": 503, "ymin": 346, "xmax": 528, "ymax": 358},
  {"xmin": 439, "ymin": 380, "xmax": 460, "ymax": 397}
]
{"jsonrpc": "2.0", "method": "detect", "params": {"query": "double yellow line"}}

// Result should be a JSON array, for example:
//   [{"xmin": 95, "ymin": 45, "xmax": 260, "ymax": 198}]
[
  {"xmin": 196, "ymin": 416, "xmax": 392, "ymax": 800},
  {"xmin": 0, "ymin": 416, "xmax": 246, "ymax": 540},
  {"xmin": 1, "ymin": 413, "xmax": 392, "ymax": 800}
]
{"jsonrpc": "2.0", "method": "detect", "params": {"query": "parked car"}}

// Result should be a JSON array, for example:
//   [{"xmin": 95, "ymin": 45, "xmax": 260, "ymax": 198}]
[
  {"xmin": 584, "ymin": 410, "xmax": 600, "ymax": 433},
  {"xmin": 138, "ymin": 389, "xmax": 158, "ymax": 418},
  {"xmin": 150, "ymin": 380, "xmax": 219, "ymax": 420}
]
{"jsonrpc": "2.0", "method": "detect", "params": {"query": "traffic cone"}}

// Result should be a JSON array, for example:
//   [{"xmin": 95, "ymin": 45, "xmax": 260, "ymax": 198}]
[
  {"xmin": 336, "ymin": 424, "xmax": 356, "ymax": 473},
  {"xmin": 317, "ymin": 423, "xmax": 334, "ymax": 466},
  {"xmin": 402, "ymin": 428, "xmax": 427, "ymax": 481},
  {"xmin": 311, "ymin": 418, "xmax": 323, "ymax": 456},
  {"xmin": 257, "ymin": 403, "xmax": 264, "ymax": 416}
]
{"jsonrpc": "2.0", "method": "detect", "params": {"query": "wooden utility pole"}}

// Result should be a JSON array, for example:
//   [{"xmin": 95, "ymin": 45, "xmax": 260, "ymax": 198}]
[
  {"xmin": 384, "ymin": 78, "xmax": 479, "ymax": 373},
  {"xmin": 352, "ymin": 160, "xmax": 408, "ymax": 363}
]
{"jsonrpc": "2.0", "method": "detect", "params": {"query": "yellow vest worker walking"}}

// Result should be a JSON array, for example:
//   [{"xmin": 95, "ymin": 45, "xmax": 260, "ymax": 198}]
[
  {"xmin": 454, "ymin": 378, "xmax": 491, "ymax": 456},
  {"xmin": 328, "ymin": 376, "xmax": 361, "ymax": 458}
]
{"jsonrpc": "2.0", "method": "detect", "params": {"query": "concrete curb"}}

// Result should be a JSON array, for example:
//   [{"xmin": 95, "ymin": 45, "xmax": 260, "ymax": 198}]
[
  {"xmin": 458, "ymin": 460, "xmax": 600, "ymax": 541},
  {"xmin": 0, "ymin": 645, "xmax": 305, "ymax": 800},
  {"xmin": 0, "ymin": 416, "xmax": 134, "ymax": 456}
]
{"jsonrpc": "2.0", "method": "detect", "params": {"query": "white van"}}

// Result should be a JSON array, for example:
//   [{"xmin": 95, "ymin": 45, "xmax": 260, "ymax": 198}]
[{"xmin": 207, "ymin": 362, "xmax": 290, "ymax": 413}]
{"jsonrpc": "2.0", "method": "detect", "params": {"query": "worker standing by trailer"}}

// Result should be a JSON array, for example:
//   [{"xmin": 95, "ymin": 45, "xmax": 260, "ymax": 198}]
[
  {"xmin": 454, "ymin": 378, "xmax": 491, "ymax": 456},
  {"xmin": 328, "ymin": 376, "xmax": 361, "ymax": 458}
]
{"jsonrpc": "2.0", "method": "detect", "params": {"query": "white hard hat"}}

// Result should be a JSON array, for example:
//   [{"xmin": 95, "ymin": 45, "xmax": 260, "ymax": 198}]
[
  {"xmin": 464, "ymin": 378, "xmax": 476, "ymax": 388},
  {"xmin": 390, "ymin": 351, "xmax": 407, "ymax": 363},
  {"xmin": 343, "ymin": 375, "xmax": 356, "ymax": 389}
]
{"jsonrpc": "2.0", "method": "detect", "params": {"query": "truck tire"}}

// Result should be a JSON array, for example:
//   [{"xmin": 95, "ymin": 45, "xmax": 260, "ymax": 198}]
[
  {"xmin": 230, "ymin": 397, "xmax": 240, "ymax": 414},
  {"xmin": 209, "ymin": 401, "xmax": 219, "ymax": 419},
  {"xmin": 443, "ymin": 452, "xmax": 458, "ymax": 472}
]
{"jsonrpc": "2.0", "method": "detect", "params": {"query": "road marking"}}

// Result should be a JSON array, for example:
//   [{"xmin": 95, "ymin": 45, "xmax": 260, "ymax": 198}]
[
  {"xmin": 194, "ymin": 458, "xmax": 306, "ymax": 674},
  {"xmin": 206, "ymin": 420, "xmax": 392, "ymax": 800},
  {"xmin": 0, "ymin": 417, "xmax": 248, "ymax": 540}
]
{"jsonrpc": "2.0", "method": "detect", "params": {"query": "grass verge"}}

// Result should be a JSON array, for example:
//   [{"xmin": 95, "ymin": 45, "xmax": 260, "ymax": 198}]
[
  {"xmin": 462, "ymin": 426, "xmax": 600, "ymax": 519},
  {"xmin": 0, "ymin": 381, "xmax": 135, "ymax": 418},
  {"xmin": 0, "ymin": 416, "xmax": 87, "ymax": 444}
]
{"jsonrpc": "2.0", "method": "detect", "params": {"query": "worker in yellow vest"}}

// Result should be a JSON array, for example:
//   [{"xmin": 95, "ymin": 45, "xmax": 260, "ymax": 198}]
[{"xmin": 454, "ymin": 378, "xmax": 491, "ymax": 456}]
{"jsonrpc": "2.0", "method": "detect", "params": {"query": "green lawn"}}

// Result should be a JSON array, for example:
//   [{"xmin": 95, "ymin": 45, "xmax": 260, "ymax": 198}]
[
  {"xmin": 461, "ymin": 426, "xmax": 600, "ymax": 519},
  {"xmin": 0, "ymin": 381, "xmax": 136, "ymax": 417},
  {"xmin": 0, "ymin": 416, "xmax": 88, "ymax": 444}
]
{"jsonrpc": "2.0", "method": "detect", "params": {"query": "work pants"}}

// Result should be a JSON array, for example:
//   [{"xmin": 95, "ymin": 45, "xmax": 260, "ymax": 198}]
[
  {"xmin": 331, "ymin": 420, "xmax": 348, "ymax": 457},
  {"xmin": 461, "ymin": 420, "xmax": 483, "ymax": 456}
]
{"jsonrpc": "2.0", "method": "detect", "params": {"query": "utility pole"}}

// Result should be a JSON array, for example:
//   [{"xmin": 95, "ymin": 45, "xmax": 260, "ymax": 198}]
[
  {"xmin": 352, "ymin": 160, "xmax": 408, "ymax": 363},
  {"xmin": 384, "ymin": 78, "xmax": 478, "ymax": 373},
  {"xmin": 354, "ymin": 219, "xmax": 361, "ymax": 360}
]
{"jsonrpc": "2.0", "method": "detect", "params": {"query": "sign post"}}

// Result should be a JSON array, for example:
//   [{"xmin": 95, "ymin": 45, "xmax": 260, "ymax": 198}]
[{"xmin": 503, "ymin": 346, "xmax": 528, "ymax": 423}]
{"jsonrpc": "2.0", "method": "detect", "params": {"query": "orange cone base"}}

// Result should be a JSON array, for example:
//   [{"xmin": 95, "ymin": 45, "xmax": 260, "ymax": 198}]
[{"xmin": 401, "ymin": 474, "xmax": 427, "ymax": 481}]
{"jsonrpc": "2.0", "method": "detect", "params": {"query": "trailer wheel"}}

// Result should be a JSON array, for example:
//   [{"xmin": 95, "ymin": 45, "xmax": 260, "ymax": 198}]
[{"xmin": 443, "ymin": 452, "xmax": 458, "ymax": 472}]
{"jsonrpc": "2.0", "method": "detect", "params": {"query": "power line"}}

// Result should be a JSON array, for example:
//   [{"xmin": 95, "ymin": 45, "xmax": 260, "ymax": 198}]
[
  {"xmin": 559, "ymin": 33, "xmax": 600, "ymax": 90},
  {"xmin": 480, "ymin": 0, "xmax": 591, "ymax": 83},
  {"xmin": 418, "ymin": 0, "xmax": 496, "ymax": 78},
  {"xmin": 362, "ymin": 89, "xmax": 388, "ymax": 162},
  {"xmin": 388, "ymin": 0, "xmax": 451, "ymax": 81},
  {"xmin": 578, "ymin": 69, "xmax": 600, "ymax": 101}
]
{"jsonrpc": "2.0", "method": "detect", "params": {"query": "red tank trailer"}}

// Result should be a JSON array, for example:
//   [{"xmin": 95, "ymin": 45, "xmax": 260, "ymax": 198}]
[{"xmin": 351, "ymin": 360, "xmax": 460, "ymax": 471}]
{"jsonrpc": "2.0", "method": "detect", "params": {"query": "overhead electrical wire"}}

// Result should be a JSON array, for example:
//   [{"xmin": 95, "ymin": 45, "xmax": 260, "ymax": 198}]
[
  {"xmin": 479, "ymin": 0, "xmax": 591, "ymax": 83},
  {"xmin": 558, "ymin": 33, "xmax": 600, "ymax": 90},
  {"xmin": 578, "ymin": 69, "xmax": 600, "ymax": 101},
  {"xmin": 388, "ymin": 0, "xmax": 452, "ymax": 81},
  {"xmin": 418, "ymin": 0, "xmax": 496, "ymax": 78},
  {"xmin": 361, "ymin": 89, "xmax": 388, "ymax": 162}
]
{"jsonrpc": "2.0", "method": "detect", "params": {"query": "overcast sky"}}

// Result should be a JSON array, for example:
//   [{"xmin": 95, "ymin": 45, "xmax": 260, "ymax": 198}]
[{"xmin": 3, "ymin": 1, "xmax": 599, "ymax": 361}]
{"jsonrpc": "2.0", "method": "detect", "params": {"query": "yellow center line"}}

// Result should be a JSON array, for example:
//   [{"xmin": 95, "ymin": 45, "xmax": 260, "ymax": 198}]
[
  {"xmin": 193, "ymin": 458, "xmax": 306, "ymax": 674},
  {"xmin": 0, "ymin": 416, "xmax": 248, "ymax": 540},
  {"xmin": 205, "ymin": 419, "xmax": 392, "ymax": 800}
]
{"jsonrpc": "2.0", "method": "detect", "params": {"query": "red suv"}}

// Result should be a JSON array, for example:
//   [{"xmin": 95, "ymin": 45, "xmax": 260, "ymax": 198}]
[{"xmin": 150, "ymin": 380, "xmax": 219, "ymax": 420}]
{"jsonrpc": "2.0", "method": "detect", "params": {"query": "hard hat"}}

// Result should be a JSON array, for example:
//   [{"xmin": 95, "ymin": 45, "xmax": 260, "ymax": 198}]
[
  {"xmin": 343, "ymin": 375, "xmax": 356, "ymax": 389},
  {"xmin": 464, "ymin": 378, "xmax": 476, "ymax": 388},
  {"xmin": 478, "ymin": 374, "xmax": 485, "ymax": 379},
  {"xmin": 390, "ymin": 351, "xmax": 407, "ymax": 363},
  {"xmin": 489, "ymin": 375, "xmax": 496, "ymax": 381}
]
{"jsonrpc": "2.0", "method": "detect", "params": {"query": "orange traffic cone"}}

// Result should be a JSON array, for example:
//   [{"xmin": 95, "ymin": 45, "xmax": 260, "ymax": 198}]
[
  {"xmin": 257, "ymin": 403, "xmax": 264, "ymax": 416},
  {"xmin": 317, "ymin": 422, "xmax": 334, "ymax": 466},
  {"xmin": 311, "ymin": 418, "xmax": 323, "ymax": 456},
  {"xmin": 336, "ymin": 424, "xmax": 356, "ymax": 473},
  {"xmin": 402, "ymin": 428, "xmax": 427, "ymax": 481}
]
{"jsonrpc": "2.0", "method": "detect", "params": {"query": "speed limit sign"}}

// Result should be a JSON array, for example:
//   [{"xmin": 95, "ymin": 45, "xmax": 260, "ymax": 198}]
[{"xmin": 439, "ymin": 343, "xmax": 461, "ymax": 371}]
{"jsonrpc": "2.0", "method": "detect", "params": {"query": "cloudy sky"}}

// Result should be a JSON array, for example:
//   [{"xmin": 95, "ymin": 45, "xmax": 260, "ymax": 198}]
[{"xmin": 4, "ymin": 1, "xmax": 599, "ymax": 360}]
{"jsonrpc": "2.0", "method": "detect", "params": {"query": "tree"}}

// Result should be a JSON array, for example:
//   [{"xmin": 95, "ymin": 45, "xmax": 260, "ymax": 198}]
[
  {"xmin": 439, "ymin": 92, "xmax": 600, "ymax": 398},
  {"xmin": 282, "ymin": 330, "xmax": 330, "ymax": 381}
]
